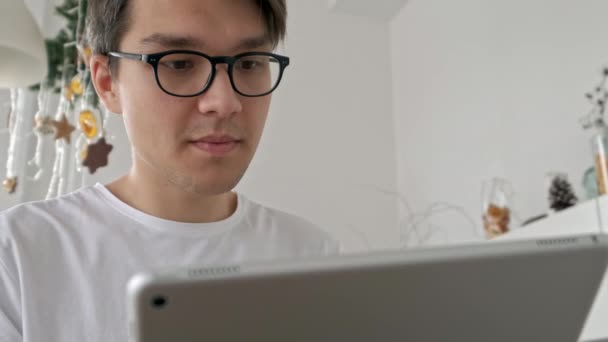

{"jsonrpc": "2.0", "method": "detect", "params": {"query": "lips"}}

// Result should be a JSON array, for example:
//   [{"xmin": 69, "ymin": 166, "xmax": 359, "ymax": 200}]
[
  {"xmin": 195, "ymin": 135, "xmax": 238, "ymax": 143},
  {"xmin": 190, "ymin": 135, "xmax": 241, "ymax": 156}
]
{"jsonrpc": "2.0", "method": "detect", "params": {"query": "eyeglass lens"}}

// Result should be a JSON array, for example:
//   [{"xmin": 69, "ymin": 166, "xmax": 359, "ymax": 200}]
[{"xmin": 156, "ymin": 53, "xmax": 282, "ymax": 96}]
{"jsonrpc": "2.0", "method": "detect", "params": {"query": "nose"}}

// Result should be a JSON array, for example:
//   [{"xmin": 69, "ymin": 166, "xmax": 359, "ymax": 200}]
[{"xmin": 196, "ymin": 65, "xmax": 242, "ymax": 118}]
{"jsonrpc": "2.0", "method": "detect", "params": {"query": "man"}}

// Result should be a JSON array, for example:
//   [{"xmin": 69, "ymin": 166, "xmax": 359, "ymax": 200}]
[{"xmin": 0, "ymin": 0, "xmax": 339, "ymax": 340}]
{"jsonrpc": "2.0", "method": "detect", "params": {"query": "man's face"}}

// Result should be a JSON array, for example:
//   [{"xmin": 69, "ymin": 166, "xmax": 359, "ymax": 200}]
[{"xmin": 112, "ymin": 0, "xmax": 272, "ymax": 194}]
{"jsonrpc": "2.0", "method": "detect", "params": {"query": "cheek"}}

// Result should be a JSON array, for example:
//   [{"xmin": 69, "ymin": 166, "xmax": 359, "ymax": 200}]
[
  {"xmin": 118, "ymin": 71, "xmax": 188, "ymax": 150},
  {"xmin": 242, "ymin": 97, "xmax": 271, "ymax": 141}
]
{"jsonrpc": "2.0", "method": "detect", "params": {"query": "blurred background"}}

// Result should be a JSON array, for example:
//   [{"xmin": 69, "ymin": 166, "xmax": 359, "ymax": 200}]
[{"xmin": 2, "ymin": 0, "xmax": 608, "ymax": 254}]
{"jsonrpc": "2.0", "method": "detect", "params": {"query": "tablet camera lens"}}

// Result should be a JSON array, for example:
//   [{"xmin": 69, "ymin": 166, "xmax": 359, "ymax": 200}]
[{"xmin": 151, "ymin": 296, "xmax": 167, "ymax": 309}]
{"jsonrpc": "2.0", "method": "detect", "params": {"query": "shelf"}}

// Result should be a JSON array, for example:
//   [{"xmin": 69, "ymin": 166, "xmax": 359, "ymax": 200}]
[
  {"xmin": 500, "ymin": 197, "xmax": 602, "ymax": 241},
  {"xmin": 496, "ymin": 196, "xmax": 608, "ymax": 341}
]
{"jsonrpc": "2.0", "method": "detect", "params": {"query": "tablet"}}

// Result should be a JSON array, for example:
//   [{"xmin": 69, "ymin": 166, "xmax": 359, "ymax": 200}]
[{"xmin": 128, "ymin": 234, "xmax": 608, "ymax": 342}]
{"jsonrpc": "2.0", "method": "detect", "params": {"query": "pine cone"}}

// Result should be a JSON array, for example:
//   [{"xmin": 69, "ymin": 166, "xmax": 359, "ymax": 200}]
[{"xmin": 549, "ymin": 177, "xmax": 578, "ymax": 211}]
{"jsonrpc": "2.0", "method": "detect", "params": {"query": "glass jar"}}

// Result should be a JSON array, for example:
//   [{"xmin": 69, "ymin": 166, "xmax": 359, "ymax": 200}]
[{"xmin": 481, "ymin": 178, "xmax": 512, "ymax": 239}]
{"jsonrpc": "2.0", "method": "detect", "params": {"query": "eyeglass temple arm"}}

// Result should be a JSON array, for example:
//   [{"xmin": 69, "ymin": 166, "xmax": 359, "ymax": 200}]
[{"xmin": 108, "ymin": 52, "xmax": 146, "ymax": 62}]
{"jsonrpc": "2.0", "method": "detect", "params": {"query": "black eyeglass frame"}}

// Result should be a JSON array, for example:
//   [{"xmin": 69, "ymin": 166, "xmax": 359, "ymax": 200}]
[{"xmin": 107, "ymin": 50, "xmax": 290, "ymax": 98}]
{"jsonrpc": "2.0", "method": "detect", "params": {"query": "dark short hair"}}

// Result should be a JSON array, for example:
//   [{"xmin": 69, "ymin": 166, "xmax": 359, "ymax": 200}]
[{"xmin": 86, "ymin": 0, "xmax": 287, "ymax": 56}]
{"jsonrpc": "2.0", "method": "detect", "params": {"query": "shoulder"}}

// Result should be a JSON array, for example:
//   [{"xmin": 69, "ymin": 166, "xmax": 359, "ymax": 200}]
[
  {"xmin": 240, "ymin": 195, "xmax": 341, "ymax": 256},
  {"xmin": 1, "ymin": 185, "xmax": 99, "ymax": 220},
  {"xmin": 0, "ymin": 185, "xmax": 102, "ymax": 243}
]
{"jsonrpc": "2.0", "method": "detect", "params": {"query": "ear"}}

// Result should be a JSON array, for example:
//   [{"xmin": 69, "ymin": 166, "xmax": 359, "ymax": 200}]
[{"xmin": 90, "ymin": 55, "xmax": 122, "ymax": 114}]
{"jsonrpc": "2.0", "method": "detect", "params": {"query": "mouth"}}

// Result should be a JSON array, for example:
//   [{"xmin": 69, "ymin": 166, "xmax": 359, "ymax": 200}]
[{"xmin": 189, "ymin": 134, "xmax": 242, "ymax": 156}]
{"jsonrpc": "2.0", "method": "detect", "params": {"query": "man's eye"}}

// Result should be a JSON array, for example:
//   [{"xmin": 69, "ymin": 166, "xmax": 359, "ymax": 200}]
[
  {"xmin": 161, "ymin": 60, "xmax": 193, "ymax": 70},
  {"xmin": 237, "ymin": 58, "xmax": 266, "ymax": 71}
]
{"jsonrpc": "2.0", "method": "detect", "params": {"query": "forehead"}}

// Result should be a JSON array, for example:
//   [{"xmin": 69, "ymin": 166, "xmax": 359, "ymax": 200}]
[{"xmin": 123, "ymin": 0, "xmax": 268, "ymax": 52}]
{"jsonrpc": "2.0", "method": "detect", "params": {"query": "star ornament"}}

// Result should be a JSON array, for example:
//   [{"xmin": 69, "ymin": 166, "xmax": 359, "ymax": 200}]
[
  {"xmin": 2, "ymin": 177, "xmax": 17, "ymax": 194},
  {"xmin": 82, "ymin": 138, "xmax": 113, "ymax": 174},
  {"xmin": 52, "ymin": 114, "xmax": 76, "ymax": 143}
]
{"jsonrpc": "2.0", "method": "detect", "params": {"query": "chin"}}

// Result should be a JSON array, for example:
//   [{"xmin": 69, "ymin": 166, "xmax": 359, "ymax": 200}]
[
  {"xmin": 161, "ymin": 150, "xmax": 252, "ymax": 194},
  {"xmin": 168, "ymin": 171, "xmax": 244, "ymax": 195},
  {"xmin": 193, "ymin": 178, "xmax": 241, "ymax": 195}
]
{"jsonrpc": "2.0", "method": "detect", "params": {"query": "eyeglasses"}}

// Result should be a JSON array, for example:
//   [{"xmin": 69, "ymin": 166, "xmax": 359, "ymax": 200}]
[{"xmin": 108, "ymin": 50, "xmax": 290, "ymax": 98}]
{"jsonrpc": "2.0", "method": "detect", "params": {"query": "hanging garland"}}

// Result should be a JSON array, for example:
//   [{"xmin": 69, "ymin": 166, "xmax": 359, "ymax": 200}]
[
  {"xmin": 32, "ymin": 0, "xmax": 87, "ymax": 93},
  {"xmin": 3, "ymin": 0, "xmax": 113, "ymax": 197}
]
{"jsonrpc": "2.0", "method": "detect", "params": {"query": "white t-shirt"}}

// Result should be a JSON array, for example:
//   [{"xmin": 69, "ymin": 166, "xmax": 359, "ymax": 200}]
[{"xmin": 0, "ymin": 183, "xmax": 339, "ymax": 341}]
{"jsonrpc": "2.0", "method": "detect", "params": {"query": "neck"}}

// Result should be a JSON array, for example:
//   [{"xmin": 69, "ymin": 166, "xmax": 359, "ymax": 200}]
[{"xmin": 105, "ymin": 169, "xmax": 238, "ymax": 224}]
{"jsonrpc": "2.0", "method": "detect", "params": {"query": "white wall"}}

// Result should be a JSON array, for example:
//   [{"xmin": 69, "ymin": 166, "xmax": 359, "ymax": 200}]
[
  {"xmin": 5, "ymin": 0, "xmax": 607, "ymax": 251},
  {"xmin": 0, "ymin": 0, "xmax": 400, "ymax": 253},
  {"xmin": 239, "ymin": 0, "xmax": 400, "ymax": 252},
  {"xmin": 390, "ymin": 0, "xmax": 608, "ymax": 245}
]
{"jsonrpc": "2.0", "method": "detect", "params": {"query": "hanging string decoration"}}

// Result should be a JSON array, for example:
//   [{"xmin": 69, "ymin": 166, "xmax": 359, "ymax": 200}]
[
  {"xmin": 34, "ymin": 117, "xmax": 54, "ymax": 135},
  {"xmin": 46, "ymin": 52, "xmax": 77, "ymax": 200},
  {"xmin": 2, "ymin": 89, "xmax": 24, "ymax": 195},
  {"xmin": 43, "ymin": 0, "xmax": 112, "ymax": 197},
  {"xmin": 3, "ymin": 0, "xmax": 115, "ymax": 198},
  {"xmin": 27, "ymin": 85, "xmax": 54, "ymax": 182}
]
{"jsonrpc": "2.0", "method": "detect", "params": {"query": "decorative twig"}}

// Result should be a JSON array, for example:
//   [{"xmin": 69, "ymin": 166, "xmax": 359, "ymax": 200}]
[{"xmin": 581, "ymin": 67, "xmax": 608, "ymax": 130}]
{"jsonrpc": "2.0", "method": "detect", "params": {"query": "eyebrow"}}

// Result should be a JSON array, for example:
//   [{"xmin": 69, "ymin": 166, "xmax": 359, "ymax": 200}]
[
  {"xmin": 140, "ymin": 33, "xmax": 272, "ymax": 52},
  {"xmin": 140, "ymin": 33, "xmax": 203, "ymax": 49}
]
